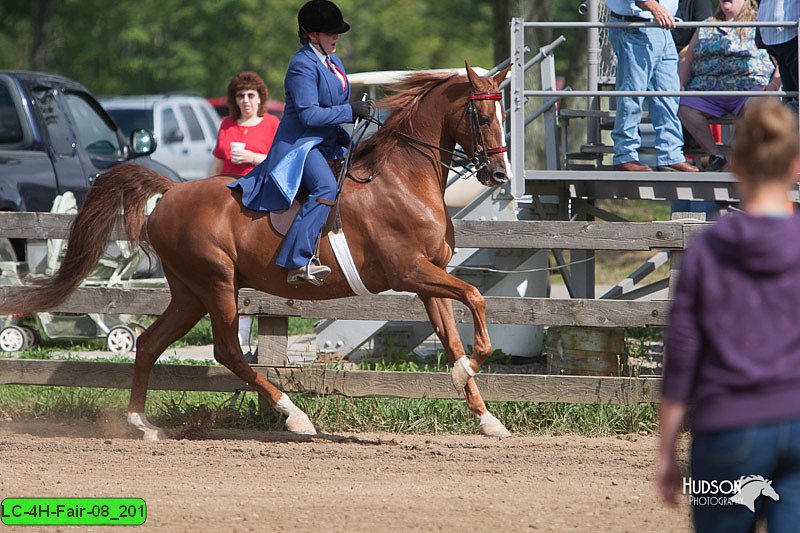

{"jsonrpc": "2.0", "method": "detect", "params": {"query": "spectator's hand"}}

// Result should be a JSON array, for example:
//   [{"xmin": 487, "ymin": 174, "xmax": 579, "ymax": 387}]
[
  {"xmin": 350, "ymin": 101, "xmax": 372, "ymax": 121},
  {"xmin": 655, "ymin": 453, "xmax": 683, "ymax": 505},
  {"xmin": 637, "ymin": 1, "xmax": 676, "ymax": 29},
  {"xmin": 231, "ymin": 148, "xmax": 258, "ymax": 165}
]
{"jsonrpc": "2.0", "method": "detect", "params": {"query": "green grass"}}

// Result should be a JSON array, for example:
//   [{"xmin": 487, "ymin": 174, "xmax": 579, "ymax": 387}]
[{"xmin": 0, "ymin": 384, "xmax": 657, "ymax": 437}]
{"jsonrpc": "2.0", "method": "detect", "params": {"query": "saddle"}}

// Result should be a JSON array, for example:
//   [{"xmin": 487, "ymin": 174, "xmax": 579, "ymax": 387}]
[
  {"xmin": 268, "ymin": 158, "xmax": 344, "ymax": 237},
  {"xmin": 269, "ymin": 200, "xmax": 338, "ymax": 237}
]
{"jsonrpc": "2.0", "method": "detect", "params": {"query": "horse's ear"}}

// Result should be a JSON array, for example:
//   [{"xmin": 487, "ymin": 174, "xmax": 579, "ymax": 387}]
[
  {"xmin": 465, "ymin": 60, "xmax": 482, "ymax": 89},
  {"xmin": 493, "ymin": 65, "xmax": 511, "ymax": 85}
]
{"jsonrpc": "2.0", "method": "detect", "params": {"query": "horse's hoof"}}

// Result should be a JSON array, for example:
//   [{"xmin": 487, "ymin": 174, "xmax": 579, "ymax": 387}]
[
  {"xmin": 479, "ymin": 412, "xmax": 512, "ymax": 439},
  {"xmin": 127, "ymin": 412, "xmax": 166, "ymax": 441},
  {"xmin": 451, "ymin": 356, "xmax": 475, "ymax": 392},
  {"xmin": 286, "ymin": 413, "xmax": 317, "ymax": 435},
  {"xmin": 141, "ymin": 428, "xmax": 167, "ymax": 441}
]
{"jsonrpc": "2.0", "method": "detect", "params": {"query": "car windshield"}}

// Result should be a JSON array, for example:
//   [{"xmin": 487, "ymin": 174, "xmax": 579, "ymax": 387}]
[
  {"xmin": 105, "ymin": 108, "xmax": 153, "ymax": 137},
  {"xmin": 63, "ymin": 92, "xmax": 124, "ymax": 160}
]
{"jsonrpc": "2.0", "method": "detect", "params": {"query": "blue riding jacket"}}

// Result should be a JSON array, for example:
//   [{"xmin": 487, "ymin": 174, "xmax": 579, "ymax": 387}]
[{"xmin": 229, "ymin": 44, "xmax": 353, "ymax": 211}]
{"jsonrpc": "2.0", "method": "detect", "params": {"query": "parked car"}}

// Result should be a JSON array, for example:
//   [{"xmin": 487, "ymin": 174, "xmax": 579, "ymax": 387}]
[
  {"xmin": 0, "ymin": 70, "xmax": 180, "ymax": 264},
  {"xmin": 207, "ymin": 96, "xmax": 284, "ymax": 119},
  {"xmin": 100, "ymin": 94, "xmax": 221, "ymax": 180}
]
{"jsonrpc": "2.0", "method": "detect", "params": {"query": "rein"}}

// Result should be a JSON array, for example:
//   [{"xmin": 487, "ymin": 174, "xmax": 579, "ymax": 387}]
[{"xmin": 353, "ymin": 89, "xmax": 506, "ymax": 183}]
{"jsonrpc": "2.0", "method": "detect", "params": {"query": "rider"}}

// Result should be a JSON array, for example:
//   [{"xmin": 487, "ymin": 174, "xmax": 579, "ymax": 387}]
[{"xmin": 228, "ymin": 0, "xmax": 371, "ymax": 284}]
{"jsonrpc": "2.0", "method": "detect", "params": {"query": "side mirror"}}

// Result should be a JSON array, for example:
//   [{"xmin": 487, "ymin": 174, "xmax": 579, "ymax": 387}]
[
  {"xmin": 164, "ymin": 128, "xmax": 184, "ymax": 144},
  {"xmin": 129, "ymin": 128, "xmax": 157, "ymax": 157}
]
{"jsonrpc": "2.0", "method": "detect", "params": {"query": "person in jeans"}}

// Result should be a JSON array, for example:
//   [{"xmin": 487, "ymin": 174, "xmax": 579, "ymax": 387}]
[
  {"xmin": 606, "ymin": 0, "xmax": 698, "ymax": 172},
  {"xmin": 657, "ymin": 97, "xmax": 800, "ymax": 532},
  {"xmin": 757, "ymin": 0, "xmax": 799, "ymax": 109}
]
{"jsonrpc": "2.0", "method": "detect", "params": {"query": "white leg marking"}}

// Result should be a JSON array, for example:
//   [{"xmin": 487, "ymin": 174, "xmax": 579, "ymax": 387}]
[
  {"xmin": 127, "ymin": 412, "xmax": 166, "ymax": 441},
  {"xmin": 451, "ymin": 356, "xmax": 475, "ymax": 392},
  {"xmin": 478, "ymin": 411, "xmax": 512, "ymax": 439},
  {"xmin": 274, "ymin": 394, "xmax": 317, "ymax": 435}
]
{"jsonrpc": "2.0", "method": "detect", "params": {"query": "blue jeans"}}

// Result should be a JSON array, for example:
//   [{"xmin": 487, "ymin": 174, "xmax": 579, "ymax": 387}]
[
  {"xmin": 609, "ymin": 25, "xmax": 685, "ymax": 166},
  {"xmin": 670, "ymin": 200, "xmax": 720, "ymax": 219},
  {"xmin": 276, "ymin": 148, "xmax": 337, "ymax": 269},
  {"xmin": 691, "ymin": 418, "xmax": 800, "ymax": 532}
]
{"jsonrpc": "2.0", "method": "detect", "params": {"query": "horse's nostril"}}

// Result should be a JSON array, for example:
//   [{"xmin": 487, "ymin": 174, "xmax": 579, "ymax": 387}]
[{"xmin": 494, "ymin": 171, "xmax": 507, "ymax": 182}]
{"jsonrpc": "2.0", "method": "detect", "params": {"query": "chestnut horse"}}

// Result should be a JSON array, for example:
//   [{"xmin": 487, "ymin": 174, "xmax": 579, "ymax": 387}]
[{"xmin": 1, "ymin": 63, "xmax": 513, "ymax": 439}]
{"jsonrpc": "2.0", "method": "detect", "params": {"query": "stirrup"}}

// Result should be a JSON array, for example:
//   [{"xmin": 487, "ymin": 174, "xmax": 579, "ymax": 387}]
[{"xmin": 287, "ymin": 258, "xmax": 331, "ymax": 286}]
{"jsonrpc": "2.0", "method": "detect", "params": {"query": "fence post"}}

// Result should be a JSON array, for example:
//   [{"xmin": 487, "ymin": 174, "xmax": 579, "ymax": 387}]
[
  {"xmin": 669, "ymin": 212, "xmax": 706, "ymax": 297},
  {"xmin": 510, "ymin": 17, "xmax": 526, "ymax": 198},
  {"xmin": 256, "ymin": 316, "xmax": 288, "ymax": 366}
]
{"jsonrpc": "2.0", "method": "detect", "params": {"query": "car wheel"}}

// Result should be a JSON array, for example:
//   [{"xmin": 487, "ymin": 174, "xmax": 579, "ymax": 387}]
[
  {"xmin": 19, "ymin": 326, "xmax": 38, "ymax": 348},
  {"xmin": 107, "ymin": 325, "xmax": 136, "ymax": 354},
  {"xmin": 0, "ymin": 325, "xmax": 28, "ymax": 352}
]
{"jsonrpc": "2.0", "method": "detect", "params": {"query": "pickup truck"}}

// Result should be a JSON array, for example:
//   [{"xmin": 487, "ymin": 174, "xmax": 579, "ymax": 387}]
[{"xmin": 0, "ymin": 70, "xmax": 180, "ymax": 263}]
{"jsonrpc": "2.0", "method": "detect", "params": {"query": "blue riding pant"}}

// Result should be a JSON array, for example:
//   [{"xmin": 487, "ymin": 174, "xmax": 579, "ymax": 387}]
[
  {"xmin": 276, "ymin": 148, "xmax": 337, "ymax": 269},
  {"xmin": 690, "ymin": 418, "xmax": 800, "ymax": 532},
  {"xmin": 609, "ymin": 25, "xmax": 685, "ymax": 166}
]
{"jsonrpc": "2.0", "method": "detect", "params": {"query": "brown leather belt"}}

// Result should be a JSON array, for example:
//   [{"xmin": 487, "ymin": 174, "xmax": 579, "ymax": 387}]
[{"xmin": 610, "ymin": 12, "xmax": 650, "ymax": 22}]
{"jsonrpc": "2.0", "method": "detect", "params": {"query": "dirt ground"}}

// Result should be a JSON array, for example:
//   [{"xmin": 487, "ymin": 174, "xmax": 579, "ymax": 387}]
[{"xmin": 0, "ymin": 420, "xmax": 690, "ymax": 532}]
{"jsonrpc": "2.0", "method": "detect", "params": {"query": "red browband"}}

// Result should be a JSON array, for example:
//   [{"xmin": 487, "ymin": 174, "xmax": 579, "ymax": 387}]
[
  {"xmin": 469, "ymin": 92, "xmax": 503, "ymax": 101},
  {"xmin": 486, "ymin": 147, "xmax": 507, "ymax": 154}
]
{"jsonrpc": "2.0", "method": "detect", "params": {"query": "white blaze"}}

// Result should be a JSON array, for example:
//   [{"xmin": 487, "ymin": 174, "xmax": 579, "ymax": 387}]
[{"xmin": 495, "ymin": 101, "xmax": 513, "ymax": 181}]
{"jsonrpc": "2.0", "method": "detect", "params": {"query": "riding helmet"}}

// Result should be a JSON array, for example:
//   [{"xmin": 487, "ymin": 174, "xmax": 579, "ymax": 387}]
[{"xmin": 298, "ymin": 0, "xmax": 350, "ymax": 34}]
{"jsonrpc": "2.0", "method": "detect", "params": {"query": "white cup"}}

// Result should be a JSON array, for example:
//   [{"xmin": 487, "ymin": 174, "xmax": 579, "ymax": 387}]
[{"xmin": 230, "ymin": 142, "xmax": 246, "ymax": 164}]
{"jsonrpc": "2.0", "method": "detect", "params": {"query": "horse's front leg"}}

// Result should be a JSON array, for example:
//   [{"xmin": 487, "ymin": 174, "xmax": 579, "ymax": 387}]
[{"xmin": 422, "ymin": 296, "xmax": 511, "ymax": 438}]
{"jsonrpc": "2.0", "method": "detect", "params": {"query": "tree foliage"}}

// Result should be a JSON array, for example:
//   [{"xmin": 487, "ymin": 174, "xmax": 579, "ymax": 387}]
[{"xmin": 0, "ymin": 0, "xmax": 497, "ymax": 98}]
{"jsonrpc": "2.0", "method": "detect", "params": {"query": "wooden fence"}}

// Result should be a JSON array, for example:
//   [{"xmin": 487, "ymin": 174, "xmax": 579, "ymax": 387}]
[{"xmin": 0, "ymin": 212, "xmax": 710, "ymax": 404}]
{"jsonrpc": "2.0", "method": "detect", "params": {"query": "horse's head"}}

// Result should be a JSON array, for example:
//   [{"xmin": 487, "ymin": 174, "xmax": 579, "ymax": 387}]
[
  {"xmin": 459, "ymin": 61, "xmax": 512, "ymax": 186},
  {"xmin": 760, "ymin": 480, "xmax": 780, "ymax": 502}
]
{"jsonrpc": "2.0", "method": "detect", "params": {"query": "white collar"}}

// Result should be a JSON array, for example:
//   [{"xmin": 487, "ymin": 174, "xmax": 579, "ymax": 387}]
[{"xmin": 309, "ymin": 43, "xmax": 330, "ymax": 65}]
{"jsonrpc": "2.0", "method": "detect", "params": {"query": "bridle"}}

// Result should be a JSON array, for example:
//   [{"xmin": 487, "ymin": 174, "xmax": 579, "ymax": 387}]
[
  {"xmin": 466, "ymin": 91, "xmax": 507, "ymax": 155},
  {"xmin": 350, "ymin": 88, "xmax": 507, "ymax": 183}
]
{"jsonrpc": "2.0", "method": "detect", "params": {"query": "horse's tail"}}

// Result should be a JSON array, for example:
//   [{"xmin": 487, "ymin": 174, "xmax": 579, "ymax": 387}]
[{"xmin": 0, "ymin": 162, "xmax": 175, "ymax": 314}]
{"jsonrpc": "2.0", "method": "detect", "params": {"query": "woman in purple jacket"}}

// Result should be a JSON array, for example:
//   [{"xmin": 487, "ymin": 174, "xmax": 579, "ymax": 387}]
[{"xmin": 657, "ymin": 97, "xmax": 800, "ymax": 532}]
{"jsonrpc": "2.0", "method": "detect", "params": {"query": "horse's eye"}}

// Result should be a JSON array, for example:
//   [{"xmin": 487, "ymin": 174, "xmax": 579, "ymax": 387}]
[{"xmin": 478, "ymin": 115, "xmax": 491, "ymax": 125}]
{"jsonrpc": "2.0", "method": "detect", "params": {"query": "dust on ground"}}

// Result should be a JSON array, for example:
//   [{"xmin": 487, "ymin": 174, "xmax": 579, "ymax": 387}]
[{"xmin": 0, "ymin": 420, "xmax": 690, "ymax": 532}]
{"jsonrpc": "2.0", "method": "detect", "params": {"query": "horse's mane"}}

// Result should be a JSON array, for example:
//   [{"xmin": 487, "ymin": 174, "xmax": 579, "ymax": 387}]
[
  {"xmin": 352, "ymin": 72, "xmax": 460, "ymax": 169},
  {"xmin": 739, "ymin": 475, "xmax": 768, "ymax": 485}
]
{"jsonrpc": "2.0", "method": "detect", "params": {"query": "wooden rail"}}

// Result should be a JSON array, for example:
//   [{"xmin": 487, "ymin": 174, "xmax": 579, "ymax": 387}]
[
  {"xmin": 0, "ymin": 287, "xmax": 670, "ymax": 327},
  {"xmin": 0, "ymin": 212, "xmax": 701, "ymax": 250},
  {"xmin": 0, "ymin": 212, "xmax": 711, "ymax": 404},
  {"xmin": 0, "ymin": 360, "xmax": 660, "ymax": 404}
]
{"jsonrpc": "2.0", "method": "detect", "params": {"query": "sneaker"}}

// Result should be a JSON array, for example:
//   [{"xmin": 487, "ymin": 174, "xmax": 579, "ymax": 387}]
[
  {"xmin": 706, "ymin": 154, "xmax": 727, "ymax": 172},
  {"xmin": 287, "ymin": 264, "xmax": 332, "ymax": 285}
]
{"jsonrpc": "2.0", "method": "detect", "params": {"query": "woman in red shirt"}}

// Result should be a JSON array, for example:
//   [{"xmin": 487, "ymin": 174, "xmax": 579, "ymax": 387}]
[
  {"xmin": 212, "ymin": 70, "xmax": 280, "ymax": 356},
  {"xmin": 211, "ymin": 71, "xmax": 279, "ymax": 176}
]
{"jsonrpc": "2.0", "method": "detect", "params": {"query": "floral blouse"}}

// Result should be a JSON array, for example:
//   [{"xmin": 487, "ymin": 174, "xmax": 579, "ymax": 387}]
[{"xmin": 688, "ymin": 21, "xmax": 775, "ymax": 91}]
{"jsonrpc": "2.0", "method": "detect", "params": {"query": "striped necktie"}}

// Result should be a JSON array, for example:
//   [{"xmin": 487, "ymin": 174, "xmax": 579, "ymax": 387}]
[{"xmin": 325, "ymin": 56, "xmax": 346, "ymax": 92}]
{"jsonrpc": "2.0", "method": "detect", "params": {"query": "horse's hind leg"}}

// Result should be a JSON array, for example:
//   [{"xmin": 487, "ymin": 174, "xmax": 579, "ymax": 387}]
[
  {"xmin": 128, "ymin": 274, "xmax": 206, "ymax": 440},
  {"xmin": 423, "ymin": 296, "xmax": 511, "ymax": 438},
  {"xmin": 200, "ymin": 279, "xmax": 316, "ymax": 435}
]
